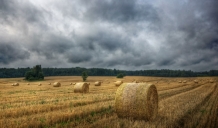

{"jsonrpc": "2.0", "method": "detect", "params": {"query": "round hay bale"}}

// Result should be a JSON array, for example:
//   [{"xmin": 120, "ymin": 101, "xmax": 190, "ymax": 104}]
[
  {"xmin": 74, "ymin": 83, "xmax": 89, "ymax": 93},
  {"xmin": 87, "ymin": 82, "xmax": 90, "ymax": 85},
  {"xmin": 178, "ymin": 81, "xmax": 182, "ymax": 83},
  {"xmin": 38, "ymin": 83, "xmax": 42, "ymax": 86},
  {"xmin": 70, "ymin": 83, "xmax": 72, "ymax": 85},
  {"xmin": 27, "ymin": 83, "xmax": 30, "ymax": 85},
  {"xmin": 13, "ymin": 83, "xmax": 19, "ymax": 86},
  {"xmin": 114, "ymin": 81, "xmax": 123, "ymax": 86},
  {"xmin": 53, "ymin": 82, "xmax": 61, "ymax": 87},
  {"xmin": 183, "ymin": 80, "xmax": 187, "ymax": 83},
  {"xmin": 48, "ymin": 83, "xmax": 51, "ymax": 85},
  {"xmin": 209, "ymin": 80, "xmax": 214, "ymax": 83},
  {"xmin": 115, "ymin": 83, "xmax": 158, "ymax": 121},
  {"xmin": 95, "ymin": 81, "xmax": 101, "ymax": 86},
  {"xmin": 194, "ymin": 80, "xmax": 198, "ymax": 83}
]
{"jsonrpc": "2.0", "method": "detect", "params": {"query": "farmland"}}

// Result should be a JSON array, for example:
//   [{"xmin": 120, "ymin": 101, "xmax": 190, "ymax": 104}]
[{"xmin": 0, "ymin": 76, "xmax": 217, "ymax": 128}]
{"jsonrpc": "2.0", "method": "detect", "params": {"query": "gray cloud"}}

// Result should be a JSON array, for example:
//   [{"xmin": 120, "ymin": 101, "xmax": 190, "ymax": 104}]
[
  {"xmin": 81, "ymin": 0, "xmax": 160, "ymax": 23},
  {"xmin": 0, "ymin": 43, "xmax": 30, "ymax": 64},
  {"xmin": 0, "ymin": 0, "xmax": 218, "ymax": 71}
]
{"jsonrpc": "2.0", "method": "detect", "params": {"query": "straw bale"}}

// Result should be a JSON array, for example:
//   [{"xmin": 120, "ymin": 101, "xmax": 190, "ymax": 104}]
[
  {"xmin": 74, "ymin": 83, "xmax": 89, "ymax": 93},
  {"xmin": 209, "ymin": 80, "xmax": 214, "ymax": 83},
  {"xmin": 38, "ymin": 83, "xmax": 42, "ymax": 86},
  {"xmin": 183, "ymin": 80, "xmax": 187, "ymax": 83},
  {"xmin": 12, "ymin": 83, "xmax": 19, "ymax": 86},
  {"xmin": 48, "ymin": 83, "xmax": 51, "ymax": 85},
  {"xmin": 95, "ymin": 81, "xmax": 101, "ymax": 86},
  {"xmin": 53, "ymin": 82, "xmax": 61, "ymax": 87},
  {"xmin": 115, "ymin": 83, "xmax": 158, "ymax": 121},
  {"xmin": 114, "ymin": 81, "xmax": 123, "ymax": 86},
  {"xmin": 194, "ymin": 80, "xmax": 198, "ymax": 83}
]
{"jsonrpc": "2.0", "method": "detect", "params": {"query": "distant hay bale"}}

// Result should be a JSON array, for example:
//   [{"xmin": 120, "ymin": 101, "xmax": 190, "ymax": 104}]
[
  {"xmin": 194, "ymin": 80, "xmax": 198, "ymax": 83},
  {"xmin": 38, "ymin": 83, "xmax": 42, "ymax": 86},
  {"xmin": 95, "ymin": 81, "xmax": 101, "ymax": 86},
  {"xmin": 27, "ymin": 83, "xmax": 29, "ymax": 85},
  {"xmin": 87, "ymin": 82, "xmax": 90, "ymax": 85},
  {"xmin": 70, "ymin": 83, "xmax": 72, "ymax": 85},
  {"xmin": 74, "ymin": 83, "xmax": 89, "ymax": 93},
  {"xmin": 178, "ymin": 81, "xmax": 182, "ymax": 83},
  {"xmin": 12, "ymin": 83, "xmax": 19, "ymax": 86},
  {"xmin": 115, "ymin": 83, "xmax": 158, "ymax": 121},
  {"xmin": 53, "ymin": 82, "xmax": 61, "ymax": 87},
  {"xmin": 48, "ymin": 83, "xmax": 51, "ymax": 85},
  {"xmin": 114, "ymin": 81, "xmax": 123, "ymax": 86},
  {"xmin": 183, "ymin": 80, "xmax": 187, "ymax": 83},
  {"xmin": 209, "ymin": 80, "xmax": 214, "ymax": 83}
]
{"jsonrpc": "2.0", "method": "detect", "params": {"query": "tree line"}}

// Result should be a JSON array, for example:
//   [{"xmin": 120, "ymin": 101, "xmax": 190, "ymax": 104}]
[{"xmin": 0, "ymin": 67, "xmax": 218, "ymax": 78}]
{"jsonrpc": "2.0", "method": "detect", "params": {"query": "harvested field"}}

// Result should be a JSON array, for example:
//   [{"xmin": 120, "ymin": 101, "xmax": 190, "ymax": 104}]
[{"xmin": 0, "ymin": 76, "xmax": 217, "ymax": 128}]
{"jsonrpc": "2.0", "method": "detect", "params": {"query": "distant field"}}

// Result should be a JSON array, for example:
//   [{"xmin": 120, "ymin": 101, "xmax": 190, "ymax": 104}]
[{"xmin": 0, "ymin": 76, "xmax": 217, "ymax": 128}]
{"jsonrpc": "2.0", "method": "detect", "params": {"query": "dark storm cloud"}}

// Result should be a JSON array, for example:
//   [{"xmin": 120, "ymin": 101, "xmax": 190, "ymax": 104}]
[
  {"xmin": 0, "ymin": 0, "xmax": 45, "ymax": 25},
  {"xmin": 0, "ymin": 0, "xmax": 218, "ymax": 71},
  {"xmin": 0, "ymin": 43, "xmax": 30, "ymax": 64},
  {"xmin": 29, "ymin": 34, "xmax": 75, "ymax": 59},
  {"xmin": 81, "ymin": 0, "xmax": 159, "ymax": 23}
]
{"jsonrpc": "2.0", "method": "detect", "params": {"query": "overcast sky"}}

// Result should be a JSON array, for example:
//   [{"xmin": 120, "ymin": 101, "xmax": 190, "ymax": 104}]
[{"xmin": 0, "ymin": 0, "xmax": 218, "ymax": 71}]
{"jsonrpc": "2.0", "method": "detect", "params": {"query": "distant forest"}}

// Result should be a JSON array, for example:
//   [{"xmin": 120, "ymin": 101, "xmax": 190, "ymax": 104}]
[{"xmin": 0, "ymin": 67, "xmax": 218, "ymax": 78}]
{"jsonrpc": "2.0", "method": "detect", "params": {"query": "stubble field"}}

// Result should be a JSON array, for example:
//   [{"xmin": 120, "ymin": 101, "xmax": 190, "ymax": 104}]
[{"xmin": 0, "ymin": 76, "xmax": 217, "ymax": 128}]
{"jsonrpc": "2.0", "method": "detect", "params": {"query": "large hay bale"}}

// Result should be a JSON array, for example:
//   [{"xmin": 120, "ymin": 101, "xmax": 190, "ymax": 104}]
[
  {"xmin": 74, "ymin": 83, "xmax": 89, "ymax": 93},
  {"xmin": 12, "ymin": 83, "xmax": 19, "ymax": 86},
  {"xmin": 95, "ymin": 81, "xmax": 101, "ymax": 86},
  {"xmin": 38, "ymin": 83, "xmax": 42, "ymax": 86},
  {"xmin": 115, "ymin": 83, "xmax": 158, "ymax": 121},
  {"xmin": 209, "ymin": 80, "xmax": 214, "ymax": 83},
  {"xmin": 114, "ymin": 81, "xmax": 123, "ymax": 86},
  {"xmin": 53, "ymin": 82, "xmax": 61, "ymax": 87},
  {"xmin": 27, "ymin": 83, "xmax": 30, "ymax": 85}
]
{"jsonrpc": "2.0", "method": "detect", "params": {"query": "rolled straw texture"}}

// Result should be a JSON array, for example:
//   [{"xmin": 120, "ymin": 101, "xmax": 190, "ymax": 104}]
[
  {"xmin": 13, "ymin": 83, "xmax": 19, "ymax": 86},
  {"xmin": 115, "ymin": 83, "xmax": 158, "ymax": 121},
  {"xmin": 114, "ymin": 81, "xmax": 123, "ymax": 86},
  {"xmin": 74, "ymin": 83, "xmax": 89, "ymax": 93},
  {"xmin": 53, "ymin": 82, "xmax": 61, "ymax": 87},
  {"xmin": 94, "ymin": 81, "xmax": 101, "ymax": 86}
]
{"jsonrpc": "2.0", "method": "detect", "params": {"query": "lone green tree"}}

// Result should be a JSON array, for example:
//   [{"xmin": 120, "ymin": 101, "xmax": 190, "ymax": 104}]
[
  {"xmin": 82, "ymin": 71, "xmax": 88, "ymax": 81},
  {"xmin": 25, "ymin": 65, "xmax": 44, "ymax": 81},
  {"xmin": 117, "ymin": 73, "xmax": 125, "ymax": 78}
]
